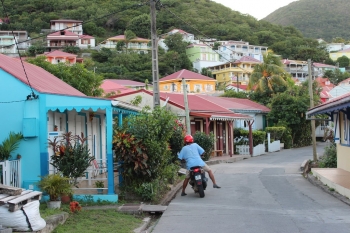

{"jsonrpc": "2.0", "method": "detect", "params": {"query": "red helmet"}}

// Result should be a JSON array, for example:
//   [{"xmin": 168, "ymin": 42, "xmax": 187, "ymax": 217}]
[{"xmin": 184, "ymin": 135, "xmax": 194, "ymax": 143}]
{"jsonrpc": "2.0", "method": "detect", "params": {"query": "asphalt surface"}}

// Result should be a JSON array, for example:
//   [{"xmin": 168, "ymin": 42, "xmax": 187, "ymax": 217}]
[{"xmin": 152, "ymin": 142, "xmax": 350, "ymax": 233}]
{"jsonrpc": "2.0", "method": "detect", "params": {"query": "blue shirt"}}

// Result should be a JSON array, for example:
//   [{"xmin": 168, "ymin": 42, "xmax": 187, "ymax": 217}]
[{"xmin": 178, "ymin": 143, "xmax": 205, "ymax": 170}]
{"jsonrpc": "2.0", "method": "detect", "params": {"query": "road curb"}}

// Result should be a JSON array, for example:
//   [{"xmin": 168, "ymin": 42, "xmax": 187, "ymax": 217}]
[{"xmin": 133, "ymin": 217, "xmax": 151, "ymax": 233}]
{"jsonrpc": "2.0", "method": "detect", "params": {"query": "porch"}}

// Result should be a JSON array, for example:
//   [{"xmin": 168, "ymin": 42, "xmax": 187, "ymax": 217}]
[{"xmin": 311, "ymin": 168, "xmax": 350, "ymax": 199}]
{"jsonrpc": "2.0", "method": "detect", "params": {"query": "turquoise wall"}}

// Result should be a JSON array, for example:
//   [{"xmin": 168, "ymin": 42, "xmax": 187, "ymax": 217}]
[{"xmin": 0, "ymin": 69, "xmax": 42, "ymax": 187}]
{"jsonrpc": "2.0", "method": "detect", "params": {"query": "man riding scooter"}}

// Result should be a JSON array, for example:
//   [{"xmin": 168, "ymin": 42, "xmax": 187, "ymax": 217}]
[{"xmin": 178, "ymin": 135, "xmax": 221, "ymax": 196}]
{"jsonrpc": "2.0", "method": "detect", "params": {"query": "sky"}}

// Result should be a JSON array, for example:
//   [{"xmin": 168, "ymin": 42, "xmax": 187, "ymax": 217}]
[{"xmin": 212, "ymin": 0, "xmax": 298, "ymax": 20}]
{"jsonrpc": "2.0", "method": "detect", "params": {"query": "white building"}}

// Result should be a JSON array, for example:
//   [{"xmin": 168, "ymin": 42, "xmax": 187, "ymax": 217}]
[
  {"xmin": 0, "ymin": 31, "xmax": 30, "ymax": 55},
  {"xmin": 217, "ymin": 40, "xmax": 268, "ymax": 62}
]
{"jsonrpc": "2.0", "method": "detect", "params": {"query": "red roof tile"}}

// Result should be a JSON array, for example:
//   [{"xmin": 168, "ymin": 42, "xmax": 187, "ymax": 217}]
[
  {"xmin": 0, "ymin": 54, "xmax": 85, "ymax": 96},
  {"xmin": 159, "ymin": 69, "xmax": 215, "ymax": 82}
]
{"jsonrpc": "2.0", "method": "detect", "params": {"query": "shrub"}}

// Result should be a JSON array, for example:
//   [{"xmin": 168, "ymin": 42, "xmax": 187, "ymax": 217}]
[
  {"xmin": 169, "ymin": 120, "xmax": 185, "ymax": 163},
  {"xmin": 252, "ymin": 130, "xmax": 266, "ymax": 147},
  {"xmin": 193, "ymin": 131, "xmax": 215, "ymax": 161},
  {"xmin": 318, "ymin": 142, "xmax": 337, "ymax": 168},
  {"xmin": 265, "ymin": 127, "xmax": 286, "ymax": 140},
  {"xmin": 0, "ymin": 132, "xmax": 23, "ymax": 161}
]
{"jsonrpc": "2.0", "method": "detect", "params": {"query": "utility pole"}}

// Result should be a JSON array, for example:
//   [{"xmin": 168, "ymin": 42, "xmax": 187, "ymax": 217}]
[
  {"xmin": 150, "ymin": 0, "xmax": 160, "ymax": 108},
  {"xmin": 182, "ymin": 78, "xmax": 191, "ymax": 134},
  {"xmin": 308, "ymin": 59, "xmax": 317, "ymax": 162}
]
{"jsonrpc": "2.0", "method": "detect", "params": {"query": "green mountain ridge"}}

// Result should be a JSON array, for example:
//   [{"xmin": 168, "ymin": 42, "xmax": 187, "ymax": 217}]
[
  {"xmin": 263, "ymin": 0, "xmax": 350, "ymax": 41},
  {"xmin": 0, "ymin": 0, "xmax": 327, "ymax": 61}
]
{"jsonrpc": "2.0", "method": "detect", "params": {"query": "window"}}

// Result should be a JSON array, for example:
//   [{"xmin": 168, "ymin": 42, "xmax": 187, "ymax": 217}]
[
  {"xmin": 164, "ymin": 85, "xmax": 169, "ymax": 90},
  {"xmin": 194, "ymin": 84, "xmax": 202, "ymax": 92}
]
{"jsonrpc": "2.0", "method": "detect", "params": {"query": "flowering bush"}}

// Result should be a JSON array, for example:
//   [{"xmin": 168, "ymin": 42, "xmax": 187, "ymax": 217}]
[
  {"xmin": 69, "ymin": 201, "xmax": 82, "ymax": 213},
  {"xmin": 48, "ymin": 132, "xmax": 94, "ymax": 184}
]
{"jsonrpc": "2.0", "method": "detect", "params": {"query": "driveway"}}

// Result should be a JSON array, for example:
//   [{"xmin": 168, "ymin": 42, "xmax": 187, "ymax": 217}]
[{"xmin": 152, "ymin": 143, "xmax": 350, "ymax": 233}]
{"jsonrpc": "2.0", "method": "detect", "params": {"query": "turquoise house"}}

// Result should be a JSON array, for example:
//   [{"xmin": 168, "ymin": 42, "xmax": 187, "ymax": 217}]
[{"xmin": 0, "ymin": 54, "xmax": 138, "ymax": 201}]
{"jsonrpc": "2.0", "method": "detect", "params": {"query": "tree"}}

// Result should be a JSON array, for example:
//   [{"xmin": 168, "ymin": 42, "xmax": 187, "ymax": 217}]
[
  {"xmin": 27, "ymin": 56, "xmax": 103, "ymax": 96},
  {"xmin": 126, "ymin": 14, "xmax": 151, "ymax": 39},
  {"xmin": 164, "ymin": 33, "xmax": 188, "ymax": 53},
  {"xmin": 336, "ymin": 55, "xmax": 350, "ymax": 67},
  {"xmin": 201, "ymin": 68, "xmax": 213, "ymax": 78},
  {"xmin": 324, "ymin": 69, "xmax": 350, "ymax": 85},
  {"xmin": 248, "ymin": 52, "xmax": 287, "ymax": 93},
  {"xmin": 221, "ymin": 90, "xmax": 249, "ymax": 99}
]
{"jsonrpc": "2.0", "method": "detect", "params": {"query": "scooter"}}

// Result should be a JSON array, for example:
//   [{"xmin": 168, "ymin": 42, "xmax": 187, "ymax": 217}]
[{"xmin": 188, "ymin": 166, "xmax": 208, "ymax": 198}]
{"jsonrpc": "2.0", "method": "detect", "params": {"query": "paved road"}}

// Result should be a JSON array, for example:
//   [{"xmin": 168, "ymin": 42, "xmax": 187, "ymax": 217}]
[{"xmin": 152, "ymin": 143, "xmax": 350, "ymax": 233}]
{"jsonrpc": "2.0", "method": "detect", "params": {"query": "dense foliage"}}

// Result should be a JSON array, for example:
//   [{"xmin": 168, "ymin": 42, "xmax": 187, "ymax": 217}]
[
  {"xmin": 193, "ymin": 131, "xmax": 215, "ymax": 161},
  {"xmin": 27, "ymin": 56, "xmax": 104, "ymax": 96},
  {"xmin": 0, "ymin": 132, "xmax": 23, "ymax": 161},
  {"xmin": 263, "ymin": 0, "xmax": 350, "ymax": 41},
  {"xmin": 318, "ymin": 142, "xmax": 337, "ymax": 168},
  {"xmin": 113, "ymin": 107, "xmax": 180, "ymax": 201}
]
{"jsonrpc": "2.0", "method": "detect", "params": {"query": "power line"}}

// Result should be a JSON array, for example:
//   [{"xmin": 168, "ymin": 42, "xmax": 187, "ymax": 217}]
[
  {"xmin": 0, "ymin": 1, "xmax": 148, "ymax": 49},
  {"xmin": 1, "ymin": 0, "xmax": 37, "ymax": 99}
]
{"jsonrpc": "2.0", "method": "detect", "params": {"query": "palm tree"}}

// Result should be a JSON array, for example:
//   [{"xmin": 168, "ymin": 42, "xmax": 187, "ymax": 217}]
[
  {"xmin": 123, "ymin": 30, "xmax": 137, "ymax": 54},
  {"xmin": 248, "ymin": 52, "xmax": 287, "ymax": 92}
]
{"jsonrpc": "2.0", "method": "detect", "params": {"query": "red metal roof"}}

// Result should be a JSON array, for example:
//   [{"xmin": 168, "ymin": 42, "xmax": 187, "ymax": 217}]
[
  {"xmin": 44, "ymin": 50, "xmax": 77, "ymax": 58},
  {"xmin": 237, "ymin": 56, "xmax": 261, "ymax": 63},
  {"xmin": 197, "ymin": 95, "xmax": 270, "ymax": 112},
  {"xmin": 109, "ymin": 35, "xmax": 149, "ymax": 42},
  {"xmin": 0, "ymin": 54, "xmax": 85, "ymax": 96},
  {"xmin": 101, "ymin": 80, "xmax": 134, "ymax": 95},
  {"xmin": 106, "ymin": 79, "xmax": 146, "ymax": 86},
  {"xmin": 313, "ymin": 63, "xmax": 337, "ymax": 68},
  {"xmin": 80, "ymin": 34, "xmax": 95, "ymax": 39},
  {"xmin": 159, "ymin": 69, "xmax": 215, "ymax": 82}
]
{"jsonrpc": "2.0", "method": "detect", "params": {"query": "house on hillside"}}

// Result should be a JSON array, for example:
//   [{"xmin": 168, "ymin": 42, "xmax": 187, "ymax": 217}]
[
  {"xmin": 330, "ymin": 48, "xmax": 350, "ymax": 62},
  {"xmin": 44, "ymin": 19, "xmax": 95, "ymax": 49},
  {"xmin": 314, "ymin": 77, "xmax": 334, "ymax": 103},
  {"xmin": 98, "ymin": 35, "xmax": 151, "ymax": 54},
  {"xmin": 158, "ymin": 29, "xmax": 195, "ymax": 51},
  {"xmin": 306, "ymin": 92, "xmax": 350, "ymax": 199},
  {"xmin": 209, "ymin": 56, "xmax": 261, "ymax": 85},
  {"xmin": 0, "ymin": 54, "xmax": 139, "ymax": 200},
  {"xmin": 159, "ymin": 69, "xmax": 216, "ymax": 94},
  {"xmin": 41, "ymin": 50, "xmax": 78, "ymax": 65},
  {"xmin": 111, "ymin": 89, "xmax": 254, "ymax": 156},
  {"xmin": 46, "ymin": 30, "xmax": 95, "ymax": 50},
  {"xmin": 0, "ymin": 31, "xmax": 30, "ymax": 55},
  {"xmin": 186, "ymin": 43, "xmax": 223, "ymax": 72},
  {"xmin": 217, "ymin": 40, "xmax": 267, "ymax": 62}
]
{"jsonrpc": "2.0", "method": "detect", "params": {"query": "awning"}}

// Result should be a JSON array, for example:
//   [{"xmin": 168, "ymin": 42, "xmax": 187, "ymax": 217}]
[
  {"xmin": 307, "ymin": 93, "xmax": 350, "ymax": 116},
  {"xmin": 190, "ymin": 111, "xmax": 253, "ymax": 121}
]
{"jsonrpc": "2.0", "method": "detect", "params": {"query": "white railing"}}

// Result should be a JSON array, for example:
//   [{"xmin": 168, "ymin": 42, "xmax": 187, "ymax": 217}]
[
  {"xmin": 236, "ymin": 144, "xmax": 266, "ymax": 156},
  {"xmin": 236, "ymin": 145, "xmax": 249, "ymax": 155},
  {"xmin": 267, "ymin": 133, "xmax": 281, "ymax": 152},
  {"xmin": 0, "ymin": 159, "xmax": 21, "ymax": 187}
]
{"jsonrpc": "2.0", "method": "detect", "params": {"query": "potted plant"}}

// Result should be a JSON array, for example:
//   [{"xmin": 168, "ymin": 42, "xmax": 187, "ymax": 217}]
[
  {"xmin": 94, "ymin": 180, "xmax": 104, "ymax": 194},
  {"xmin": 37, "ymin": 174, "xmax": 73, "ymax": 209}
]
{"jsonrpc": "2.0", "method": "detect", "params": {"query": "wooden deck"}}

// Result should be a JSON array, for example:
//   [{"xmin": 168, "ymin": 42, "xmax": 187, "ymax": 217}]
[{"xmin": 311, "ymin": 168, "xmax": 350, "ymax": 199}]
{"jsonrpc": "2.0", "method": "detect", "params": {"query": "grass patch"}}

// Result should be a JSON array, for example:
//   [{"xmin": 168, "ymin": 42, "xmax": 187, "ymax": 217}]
[
  {"xmin": 52, "ymin": 209, "xmax": 143, "ymax": 233},
  {"xmin": 329, "ymin": 188, "xmax": 335, "ymax": 192},
  {"xmin": 40, "ymin": 203, "xmax": 65, "ymax": 219}
]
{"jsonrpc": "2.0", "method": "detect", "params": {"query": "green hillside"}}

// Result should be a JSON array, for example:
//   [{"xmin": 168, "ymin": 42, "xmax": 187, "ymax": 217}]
[
  {"xmin": 263, "ymin": 0, "xmax": 350, "ymax": 41},
  {"xmin": 0, "ymin": 0, "xmax": 327, "ymax": 61}
]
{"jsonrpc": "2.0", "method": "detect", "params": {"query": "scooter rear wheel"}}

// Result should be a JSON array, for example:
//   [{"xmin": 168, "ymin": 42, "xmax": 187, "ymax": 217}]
[{"xmin": 198, "ymin": 184, "xmax": 205, "ymax": 198}]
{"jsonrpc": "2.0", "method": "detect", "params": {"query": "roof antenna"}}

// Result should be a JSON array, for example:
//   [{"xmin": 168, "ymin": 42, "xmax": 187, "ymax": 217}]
[{"xmin": 1, "ymin": 0, "xmax": 38, "ymax": 100}]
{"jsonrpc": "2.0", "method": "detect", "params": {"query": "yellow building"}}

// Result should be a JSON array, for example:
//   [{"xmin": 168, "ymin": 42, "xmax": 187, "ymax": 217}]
[
  {"xmin": 159, "ymin": 69, "xmax": 216, "ymax": 93},
  {"xmin": 330, "ymin": 47, "xmax": 350, "ymax": 61},
  {"xmin": 209, "ymin": 56, "xmax": 261, "ymax": 85},
  {"xmin": 99, "ymin": 35, "xmax": 151, "ymax": 54}
]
